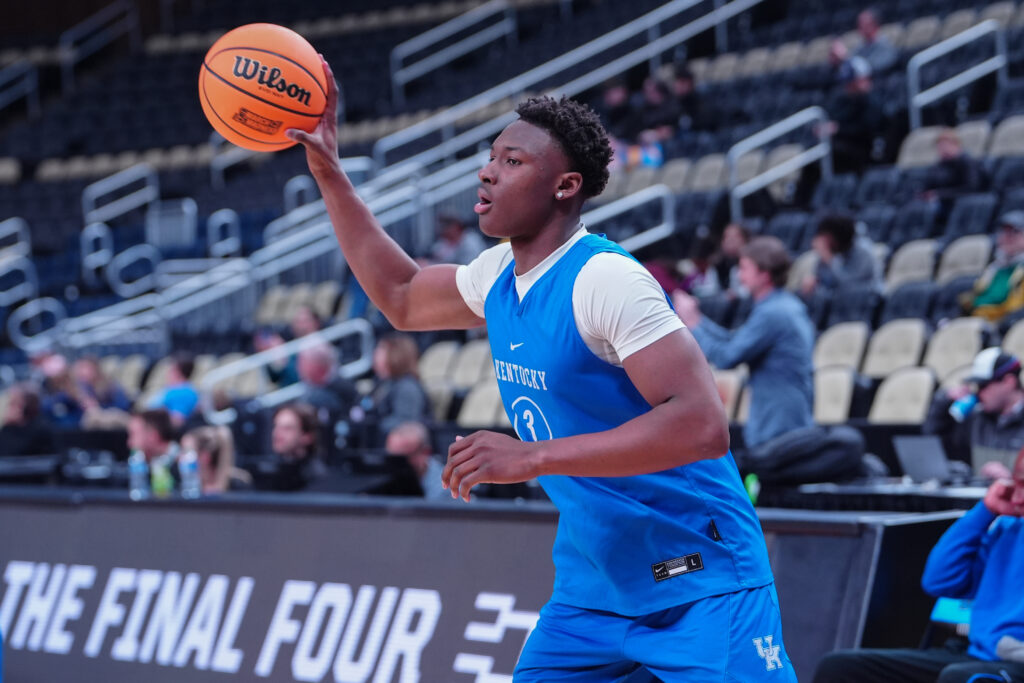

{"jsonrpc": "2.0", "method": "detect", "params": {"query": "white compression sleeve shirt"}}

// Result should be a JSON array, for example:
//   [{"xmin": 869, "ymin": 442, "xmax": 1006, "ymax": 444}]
[{"xmin": 455, "ymin": 228, "xmax": 684, "ymax": 366}]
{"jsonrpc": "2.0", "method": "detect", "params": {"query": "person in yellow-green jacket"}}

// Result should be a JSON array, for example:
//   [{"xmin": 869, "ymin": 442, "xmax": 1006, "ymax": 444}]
[{"xmin": 965, "ymin": 212, "xmax": 1024, "ymax": 323}]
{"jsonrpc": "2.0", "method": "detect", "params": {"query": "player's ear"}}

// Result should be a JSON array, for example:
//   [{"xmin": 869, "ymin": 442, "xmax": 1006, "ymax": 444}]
[{"xmin": 555, "ymin": 172, "xmax": 583, "ymax": 200}]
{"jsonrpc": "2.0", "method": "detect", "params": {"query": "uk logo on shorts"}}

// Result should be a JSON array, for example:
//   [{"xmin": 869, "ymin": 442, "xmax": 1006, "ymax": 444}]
[{"xmin": 753, "ymin": 636, "xmax": 783, "ymax": 671}]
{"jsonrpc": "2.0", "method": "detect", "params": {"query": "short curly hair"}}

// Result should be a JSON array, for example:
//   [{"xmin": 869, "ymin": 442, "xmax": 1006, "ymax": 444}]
[{"xmin": 514, "ymin": 96, "xmax": 612, "ymax": 198}]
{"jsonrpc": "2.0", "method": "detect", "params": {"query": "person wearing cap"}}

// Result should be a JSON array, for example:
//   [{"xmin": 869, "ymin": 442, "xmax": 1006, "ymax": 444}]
[
  {"xmin": 924, "ymin": 347, "xmax": 1024, "ymax": 478},
  {"xmin": 963, "ymin": 213, "xmax": 1024, "ymax": 323},
  {"xmin": 812, "ymin": 447, "xmax": 1024, "ymax": 682}
]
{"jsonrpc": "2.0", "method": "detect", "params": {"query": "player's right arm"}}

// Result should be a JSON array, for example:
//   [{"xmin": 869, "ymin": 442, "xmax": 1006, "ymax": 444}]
[{"xmin": 287, "ymin": 57, "xmax": 484, "ymax": 332}]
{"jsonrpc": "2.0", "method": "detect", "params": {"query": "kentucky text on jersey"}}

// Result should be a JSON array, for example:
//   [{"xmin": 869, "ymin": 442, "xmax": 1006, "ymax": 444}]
[{"xmin": 493, "ymin": 359, "xmax": 548, "ymax": 391}]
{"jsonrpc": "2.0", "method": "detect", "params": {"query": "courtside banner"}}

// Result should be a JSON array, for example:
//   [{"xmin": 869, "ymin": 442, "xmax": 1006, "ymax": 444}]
[{"xmin": 0, "ymin": 490, "xmax": 557, "ymax": 683}]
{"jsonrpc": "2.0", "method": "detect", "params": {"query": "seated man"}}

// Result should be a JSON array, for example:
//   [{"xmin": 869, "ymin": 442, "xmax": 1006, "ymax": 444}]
[
  {"xmin": 924, "ymin": 348, "xmax": 1024, "ymax": 478},
  {"xmin": 812, "ymin": 448, "xmax": 1024, "ymax": 682},
  {"xmin": 384, "ymin": 421, "xmax": 448, "ymax": 501},
  {"xmin": 964, "ymin": 212, "xmax": 1024, "ymax": 323}
]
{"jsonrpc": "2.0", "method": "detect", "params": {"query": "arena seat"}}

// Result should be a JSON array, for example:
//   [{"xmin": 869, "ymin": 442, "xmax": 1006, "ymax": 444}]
[
  {"xmin": 867, "ymin": 367, "xmax": 936, "ymax": 424},
  {"xmin": 712, "ymin": 368, "xmax": 746, "ymax": 421},
  {"xmin": 813, "ymin": 321, "xmax": 870, "ymax": 370},
  {"xmin": 932, "ymin": 275, "xmax": 980, "ymax": 324},
  {"xmin": 880, "ymin": 281, "xmax": 938, "ymax": 324},
  {"xmin": 942, "ymin": 193, "xmax": 998, "ymax": 241},
  {"xmin": 688, "ymin": 154, "xmax": 728, "ymax": 192},
  {"xmin": 922, "ymin": 317, "xmax": 989, "ymax": 381},
  {"xmin": 889, "ymin": 200, "xmax": 940, "ymax": 248},
  {"xmin": 861, "ymin": 318, "xmax": 929, "ymax": 379},
  {"xmin": 826, "ymin": 284, "xmax": 882, "ymax": 328},
  {"xmin": 936, "ymin": 235, "xmax": 992, "ymax": 284},
  {"xmin": 898, "ymin": 127, "xmax": 943, "ymax": 169},
  {"xmin": 989, "ymin": 115, "xmax": 1024, "ymax": 158},
  {"xmin": 940, "ymin": 8, "xmax": 978, "ymax": 40},
  {"xmin": 418, "ymin": 341, "xmax": 460, "ymax": 385},
  {"xmin": 814, "ymin": 365, "xmax": 856, "ymax": 424},
  {"xmin": 456, "ymin": 382, "xmax": 503, "ymax": 428},
  {"xmin": 886, "ymin": 239, "xmax": 937, "ymax": 290},
  {"xmin": 659, "ymin": 158, "xmax": 692, "ymax": 193},
  {"xmin": 449, "ymin": 339, "xmax": 493, "ymax": 391}
]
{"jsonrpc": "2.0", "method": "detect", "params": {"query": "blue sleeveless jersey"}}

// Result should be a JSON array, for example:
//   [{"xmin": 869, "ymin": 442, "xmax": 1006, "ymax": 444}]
[{"xmin": 484, "ymin": 234, "xmax": 774, "ymax": 616}]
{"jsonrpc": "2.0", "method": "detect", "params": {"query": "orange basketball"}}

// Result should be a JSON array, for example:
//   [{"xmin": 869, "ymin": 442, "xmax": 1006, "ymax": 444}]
[{"xmin": 198, "ymin": 23, "xmax": 327, "ymax": 151}]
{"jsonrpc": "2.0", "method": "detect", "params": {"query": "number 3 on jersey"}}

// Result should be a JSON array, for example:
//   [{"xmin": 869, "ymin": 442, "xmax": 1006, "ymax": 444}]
[{"xmin": 511, "ymin": 396, "xmax": 553, "ymax": 442}]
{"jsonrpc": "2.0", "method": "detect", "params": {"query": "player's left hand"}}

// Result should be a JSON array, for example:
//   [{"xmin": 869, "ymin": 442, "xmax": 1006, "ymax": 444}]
[{"xmin": 443, "ymin": 431, "xmax": 541, "ymax": 502}]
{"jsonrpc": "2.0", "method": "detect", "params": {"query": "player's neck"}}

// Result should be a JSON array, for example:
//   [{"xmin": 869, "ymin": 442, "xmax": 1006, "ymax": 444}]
[{"xmin": 510, "ymin": 215, "xmax": 581, "ymax": 275}]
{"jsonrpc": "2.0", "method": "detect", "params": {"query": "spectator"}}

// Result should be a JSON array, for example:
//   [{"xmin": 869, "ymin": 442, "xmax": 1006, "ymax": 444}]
[
  {"xmin": 253, "ymin": 327, "xmax": 300, "ymax": 388},
  {"xmin": 677, "ymin": 238, "xmax": 722, "ymax": 297},
  {"xmin": 802, "ymin": 214, "xmax": 882, "ymax": 295},
  {"xmin": 963, "ymin": 212, "xmax": 1024, "ymax": 323},
  {"xmin": 812, "ymin": 448, "xmax": 1024, "ymax": 682},
  {"xmin": 127, "ymin": 409, "xmax": 180, "ymax": 493},
  {"xmin": 634, "ymin": 76, "xmax": 679, "ymax": 145},
  {"xmin": 40, "ymin": 361, "xmax": 85, "ymax": 428},
  {"xmin": 924, "ymin": 348, "xmax": 1024, "ymax": 476},
  {"xmin": 670, "ymin": 63, "xmax": 703, "ymax": 131},
  {"xmin": 828, "ymin": 56, "xmax": 885, "ymax": 175},
  {"xmin": 852, "ymin": 8, "xmax": 899, "ymax": 76},
  {"xmin": 297, "ymin": 343, "xmax": 357, "ymax": 422},
  {"xmin": 268, "ymin": 402, "xmax": 325, "ymax": 491},
  {"xmin": 181, "ymin": 425, "xmax": 250, "ymax": 494},
  {"xmin": 368, "ymin": 334, "xmax": 431, "ymax": 438},
  {"xmin": 594, "ymin": 77, "xmax": 637, "ymax": 144},
  {"xmin": 73, "ymin": 356, "xmax": 132, "ymax": 430},
  {"xmin": 429, "ymin": 214, "xmax": 487, "ymax": 266},
  {"xmin": 673, "ymin": 236, "xmax": 815, "ymax": 449},
  {"xmin": 291, "ymin": 304, "xmax": 322, "ymax": 339},
  {"xmin": 0, "ymin": 383, "xmax": 55, "ymax": 456},
  {"xmin": 713, "ymin": 222, "xmax": 752, "ymax": 298},
  {"xmin": 384, "ymin": 421, "xmax": 448, "ymax": 501},
  {"xmin": 149, "ymin": 352, "xmax": 199, "ymax": 426},
  {"xmin": 920, "ymin": 128, "xmax": 986, "ymax": 222}
]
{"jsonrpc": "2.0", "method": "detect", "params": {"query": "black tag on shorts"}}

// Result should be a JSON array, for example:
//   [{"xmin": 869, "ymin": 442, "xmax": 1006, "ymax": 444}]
[{"xmin": 651, "ymin": 553, "xmax": 704, "ymax": 582}]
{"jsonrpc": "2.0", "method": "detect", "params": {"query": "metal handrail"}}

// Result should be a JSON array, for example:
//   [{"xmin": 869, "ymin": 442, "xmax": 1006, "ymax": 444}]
[
  {"xmin": 0, "ymin": 217, "xmax": 31, "ymax": 259},
  {"xmin": 375, "ymin": 0, "xmax": 727, "ymax": 168},
  {"xmin": 373, "ymin": 0, "xmax": 764, "ymax": 176},
  {"xmin": 81, "ymin": 163, "xmax": 159, "ymax": 224},
  {"xmin": 0, "ymin": 61, "xmax": 40, "ymax": 117},
  {"xmin": 580, "ymin": 184, "xmax": 677, "ymax": 252},
  {"xmin": 908, "ymin": 20, "xmax": 1008, "ymax": 130},
  {"xmin": 6, "ymin": 298, "xmax": 67, "ymax": 353},
  {"xmin": 391, "ymin": 0, "xmax": 517, "ymax": 107},
  {"xmin": 59, "ymin": 0, "xmax": 140, "ymax": 94},
  {"xmin": 0, "ymin": 255, "xmax": 39, "ymax": 306},
  {"xmin": 200, "ymin": 318, "xmax": 375, "ymax": 425},
  {"xmin": 727, "ymin": 106, "xmax": 832, "ymax": 221}
]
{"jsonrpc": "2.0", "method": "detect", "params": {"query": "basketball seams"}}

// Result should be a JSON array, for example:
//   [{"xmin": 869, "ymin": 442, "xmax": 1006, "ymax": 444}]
[
  {"xmin": 201, "ymin": 61, "xmax": 322, "ymax": 119},
  {"xmin": 199, "ymin": 69, "xmax": 295, "ymax": 149},
  {"xmin": 208, "ymin": 45, "xmax": 328, "ymax": 99}
]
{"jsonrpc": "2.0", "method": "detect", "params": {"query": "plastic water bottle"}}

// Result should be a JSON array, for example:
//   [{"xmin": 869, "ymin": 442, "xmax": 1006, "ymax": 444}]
[
  {"xmin": 128, "ymin": 451, "xmax": 150, "ymax": 501},
  {"xmin": 178, "ymin": 450, "xmax": 201, "ymax": 499},
  {"xmin": 949, "ymin": 394, "xmax": 978, "ymax": 423}
]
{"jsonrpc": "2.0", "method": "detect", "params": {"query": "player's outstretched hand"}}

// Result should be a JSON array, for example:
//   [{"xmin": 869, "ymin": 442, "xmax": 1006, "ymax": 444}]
[
  {"xmin": 983, "ymin": 478, "xmax": 1021, "ymax": 517},
  {"xmin": 286, "ymin": 55, "xmax": 340, "ymax": 176},
  {"xmin": 443, "ymin": 432, "xmax": 541, "ymax": 502}
]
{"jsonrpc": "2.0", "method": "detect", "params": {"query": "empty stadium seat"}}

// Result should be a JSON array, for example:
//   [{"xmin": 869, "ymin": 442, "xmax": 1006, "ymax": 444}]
[
  {"xmin": 989, "ymin": 115, "xmax": 1024, "ymax": 158},
  {"xmin": 867, "ymin": 367, "xmax": 936, "ymax": 424},
  {"xmin": 826, "ymin": 284, "xmax": 881, "ymax": 328},
  {"xmin": 889, "ymin": 200, "xmax": 939, "ymax": 248},
  {"xmin": 861, "ymin": 318, "xmax": 928, "ymax": 379},
  {"xmin": 689, "ymin": 154, "xmax": 728, "ymax": 192},
  {"xmin": 813, "ymin": 321, "xmax": 869, "ymax": 370},
  {"xmin": 811, "ymin": 174, "xmax": 858, "ymax": 211},
  {"xmin": 1002, "ymin": 318, "xmax": 1024, "ymax": 359},
  {"xmin": 923, "ymin": 317, "xmax": 988, "ymax": 381},
  {"xmin": 936, "ymin": 235, "xmax": 993, "ymax": 284},
  {"xmin": 713, "ymin": 368, "xmax": 746, "ymax": 421},
  {"xmin": 449, "ymin": 339, "xmax": 493, "ymax": 391},
  {"xmin": 898, "ymin": 127, "xmax": 942, "ymax": 169},
  {"xmin": 765, "ymin": 212, "xmax": 810, "ymax": 253},
  {"xmin": 815, "ymin": 366, "xmax": 856, "ymax": 424},
  {"xmin": 880, "ymin": 281, "xmax": 938, "ymax": 324},
  {"xmin": 456, "ymin": 382, "xmax": 503, "ymax": 429},
  {"xmin": 886, "ymin": 239, "xmax": 937, "ymax": 290},
  {"xmin": 943, "ymin": 193, "xmax": 998, "ymax": 241},
  {"xmin": 932, "ymin": 275, "xmax": 979, "ymax": 323}
]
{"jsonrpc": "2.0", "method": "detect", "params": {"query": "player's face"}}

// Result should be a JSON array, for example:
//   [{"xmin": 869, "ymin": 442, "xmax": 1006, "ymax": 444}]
[{"xmin": 475, "ymin": 120, "xmax": 571, "ymax": 239}]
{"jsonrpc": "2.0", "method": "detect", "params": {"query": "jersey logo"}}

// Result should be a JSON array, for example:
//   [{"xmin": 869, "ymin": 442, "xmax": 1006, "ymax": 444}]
[
  {"xmin": 510, "ymin": 342, "xmax": 525, "ymax": 351},
  {"xmin": 753, "ymin": 636, "xmax": 783, "ymax": 671},
  {"xmin": 510, "ymin": 397, "xmax": 552, "ymax": 442},
  {"xmin": 651, "ymin": 553, "xmax": 703, "ymax": 582}
]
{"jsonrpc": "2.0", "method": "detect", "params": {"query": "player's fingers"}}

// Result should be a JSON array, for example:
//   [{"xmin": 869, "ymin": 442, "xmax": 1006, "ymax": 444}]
[
  {"xmin": 319, "ymin": 55, "xmax": 339, "ymax": 110},
  {"xmin": 442, "ymin": 438, "xmax": 477, "ymax": 489},
  {"xmin": 448, "ymin": 457, "xmax": 481, "ymax": 499},
  {"xmin": 447, "ymin": 432, "xmax": 480, "ymax": 458},
  {"xmin": 458, "ymin": 469, "xmax": 487, "ymax": 502}
]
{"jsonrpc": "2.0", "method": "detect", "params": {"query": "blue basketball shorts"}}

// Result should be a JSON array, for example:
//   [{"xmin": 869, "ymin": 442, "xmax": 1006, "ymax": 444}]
[{"xmin": 514, "ymin": 583, "xmax": 796, "ymax": 682}]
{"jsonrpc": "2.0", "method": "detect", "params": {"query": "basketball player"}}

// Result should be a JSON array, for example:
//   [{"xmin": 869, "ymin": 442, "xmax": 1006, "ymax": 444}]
[{"xmin": 289, "ymin": 57, "xmax": 794, "ymax": 681}]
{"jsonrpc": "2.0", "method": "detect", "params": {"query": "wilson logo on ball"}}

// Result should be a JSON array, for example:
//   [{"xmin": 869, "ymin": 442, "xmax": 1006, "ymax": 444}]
[{"xmin": 231, "ymin": 56, "xmax": 312, "ymax": 106}]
